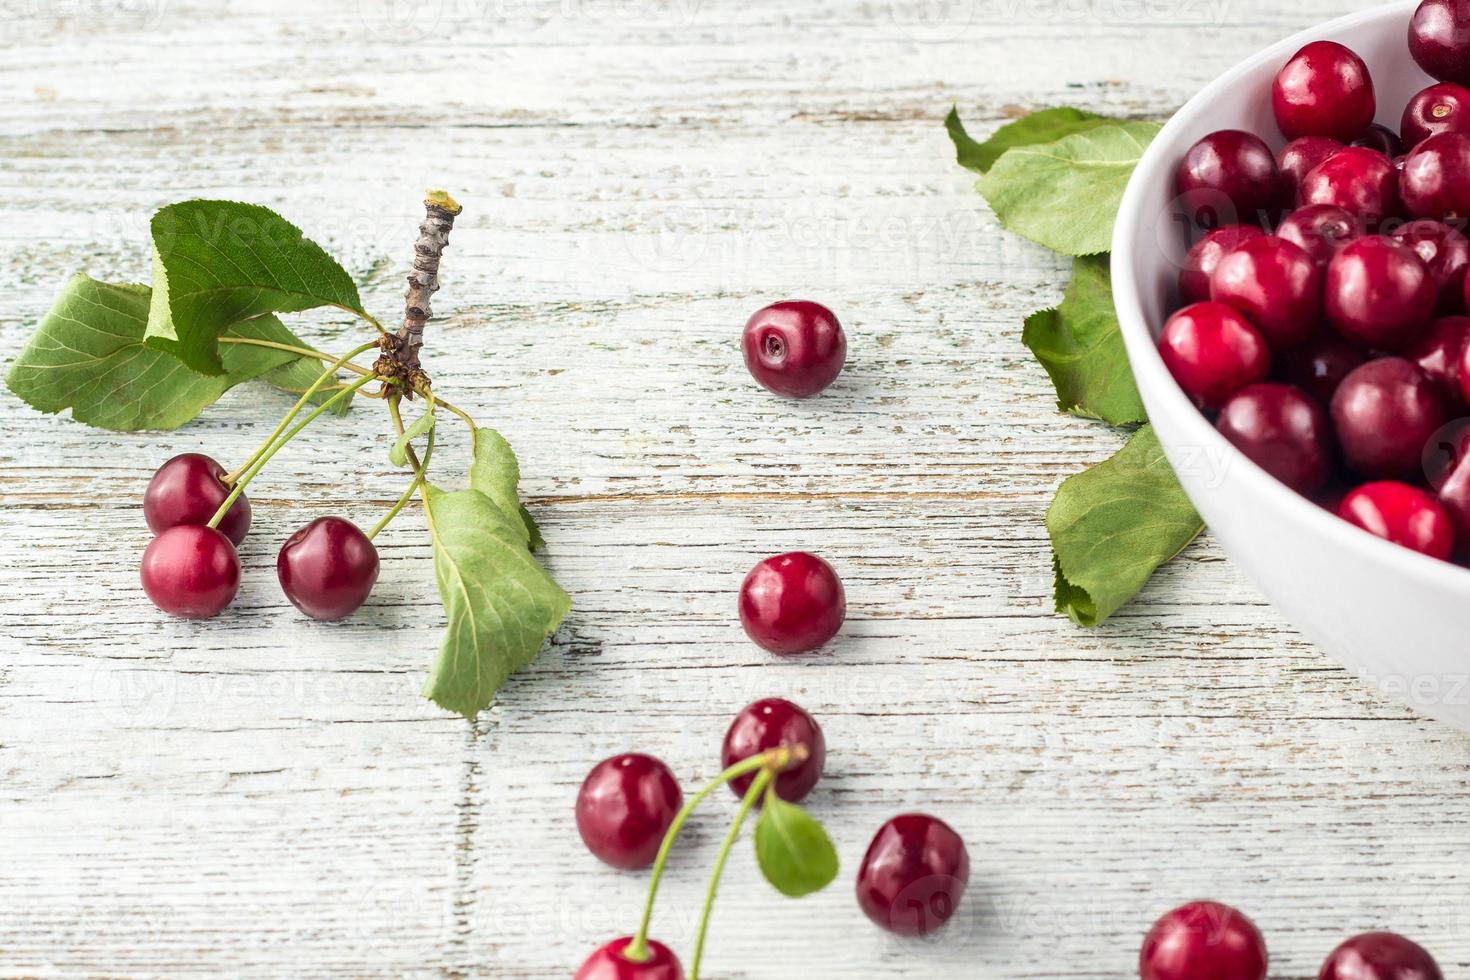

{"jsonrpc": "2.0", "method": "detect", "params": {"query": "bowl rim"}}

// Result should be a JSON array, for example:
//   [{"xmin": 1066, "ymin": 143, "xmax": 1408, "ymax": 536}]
[{"xmin": 1110, "ymin": 0, "xmax": 1470, "ymax": 592}]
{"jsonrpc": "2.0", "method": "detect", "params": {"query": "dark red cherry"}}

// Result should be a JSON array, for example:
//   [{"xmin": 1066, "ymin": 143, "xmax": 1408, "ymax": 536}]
[
  {"xmin": 1401, "ymin": 132, "xmax": 1470, "ymax": 219},
  {"xmin": 143, "ymin": 452, "xmax": 250, "ymax": 546},
  {"xmin": 1179, "ymin": 225, "xmax": 1265, "ymax": 304},
  {"xmin": 1331, "ymin": 357, "xmax": 1448, "ymax": 478},
  {"xmin": 1299, "ymin": 148, "xmax": 1401, "ymax": 223},
  {"xmin": 1406, "ymin": 315, "xmax": 1470, "ymax": 405},
  {"xmin": 1276, "ymin": 204, "xmax": 1362, "ymax": 268},
  {"xmin": 1214, "ymin": 383, "xmax": 1333, "ymax": 495},
  {"xmin": 1208, "ymin": 235, "xmax": 1321, "ymax": 348},
  {"xmin": 575, "ymin": 754, "xmax": 682, "ymax": 870},
  {"xmin": 1176, "ymin": 130, "xmax": 1283, "ymax": 228},
  {"xmin": 1426, "ymin": 418, "xmax": 1470, "ymax": 541},
  {"xmin": 1352, "ymin": 124, "xmax": 1403, "ymax": 159},
  {"xmin": 1390, "ymin": 219, "xmax": 1470, "ymax": 311},
  {"xmin": 574, "ymin": 937, "xmax": 684, "ymax": 980},
  {"xmin": 1338, "ymin": 481, "xmax": 1455, "ymax": 560},
  {"xmin": 276, "ymin": 516, "xmax": 379, "ymax": 621},
  {"xmin": 721, "ymin": 698, "xmax": 825, "ymax": 803},
  {"xmin": 1324, "ymin": 236, "xmax": 1437, "ymax": 350},
  {"xmin": 856, "ymin": 813, "xmax": 969, "ymax": 938},
  {"xmin": 1272, "ymin": 41, "xmax": 1375, "ymax": 142},
  {"xmin": 1278, "ymin": 137, "xmax": 1344, "ymax": 201},
  {"xmin": 1139, "ymin": 901, "xmax": 1267, "ymax": 980},
  {"xmin": 1410, "ymin": 0, "xmax": 1470, "ymax": 87},
  {"xmin": 1158, "ymin": 303, "xmax": 1271, "ymax": 409},
  {"xmin": 1279, "ymin": 331, "xmax": 1367, "ymax": 404},
  {"xmin": 742, "ymin": 300, "xmax": 846, "ymax": 398},
  {"xmin": 140, "ymin": 524, "xmax": 241, "ymax": 619},
  {"xmin": 1319, "ymin": 931, "xmax": 1444, "ymax": 980},
  {"xmin": 738, "ymin": 551, "xmax": 845, "ymax": 655},
  {"xmin": 1402, "ymin": 82, "xmax": 1470, "ymax": 147}
]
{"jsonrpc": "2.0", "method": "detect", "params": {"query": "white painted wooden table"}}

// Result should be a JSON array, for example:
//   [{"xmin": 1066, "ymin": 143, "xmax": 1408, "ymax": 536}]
[{"xmin": 2, "ymin": 1, "xmax": 1468, "ymax": 977}]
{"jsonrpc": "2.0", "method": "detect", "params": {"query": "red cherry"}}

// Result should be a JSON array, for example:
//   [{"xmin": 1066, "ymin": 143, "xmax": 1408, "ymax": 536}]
[
  {"xmin": 1390, "ymin": 219, "xmax": 1470, "ymax": 312},
  {"xmin": 1324, "ymin": 236, "xmax": 1437, "ymax": 351},
  {"xmin": 855, "ymin": 813, "xmax": 969, "ymax": 938},
  {"xmin": 1406, "ymin": 315, "xmax": 1470, "ymax": 405},
  {"xmin": 1402, "ymin": 82, "xmax": 1470, "ymax": 147},
  {"xmin": 1299, "ymin": 147, "xmax": 1401, "ymax": 222},
  {"xmin": 1208, "ymin": 235, "xmax": 1321, "ymax": 349},
  {"xmin": 1215, "ymin": 383, "xmax": 1333, "ymax": 495},
  {"xmin": 1139, "ymin": 901, "xmax": 1268, "ymax": 980},
  {"xmin": 1401, "ymin": 132, "xmax": 1470, "ymax": 220},
  {"xmin": 1352, "ymin": 124, "xmax": 1404, "ymax": 159},
  {"xmin": 741, "ymin": 300, "xmax": 846, "ymax": 398},
  {"xmin": 1279, "ymin": 331, "xmax": 1367, "ymax": 404},
  {"xmin": 1176, "ymin": 130, "xmax": 1283, "ymax": 228},
  {"xmin": 1331, "ymin": 358, "xmax": 1448, "ymax": 479},
  {"xmin": 575, "ymin": 754, "xmax": 682, "ymax": 870},
  {"xmin": 276, "ymin": 516, "xmax": 379, "ymax": 621},
  {"xmin": 1276, "ymin": 204, "xmax": 1362, "ymax": 268},
  {"xmin": 1158, "ymin": 302, "xmax": 1271, "ymax": 409},
  {"xmin": 1272, "ymin": 41, "xmax": 1375, "ymax": 142},
  {"xmin": 1426, "ymin": 418, "xmax": 1470, "ymax": 541},
  {"xmin": 721, "ymin": 698, "xmax": 825, "ymax": 803},
  {"xmin": 140, "ymin": 524, "xmax": 241, "ymax": 619},
  {"xmin": 738, "ymin": 551, "xmax": 845, "ymax": 655},
  {"xmin": 143, "ymin": 452, "xmax": 251, "ymax": 546},
  {"xmin": 1338, "ymin": 482, "xmax": 1455, "ymax": 560},
  {"xmin": 1319, "ymin": 931, "xmax": 1444, "ymax": 980},
  {"xmin": 1179, "ymin": 226, "xmax": 1265, "ymax": 304},
  {"xmin": 574, "ymin": 938, "xmax": 684, "ymax": 980},
  {"xmin": 1410, "ymin": 0, "xmax": 1470, "ymax": 87},
  {"xmin": 1279, "ymin": 137, "xmax": 1345, "ymax": 201}
]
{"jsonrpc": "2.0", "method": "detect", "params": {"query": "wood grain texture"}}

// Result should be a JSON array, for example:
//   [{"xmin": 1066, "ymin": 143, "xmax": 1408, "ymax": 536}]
[{"xmin": 2, "ymin": 1, "xmax": 1468, "ymax": 977}]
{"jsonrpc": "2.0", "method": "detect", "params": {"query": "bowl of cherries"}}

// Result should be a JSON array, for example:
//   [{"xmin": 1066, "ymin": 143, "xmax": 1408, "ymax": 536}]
[{"xmin": 1113, "ymin": 0, "xmax": 1470, "ymax": 732}]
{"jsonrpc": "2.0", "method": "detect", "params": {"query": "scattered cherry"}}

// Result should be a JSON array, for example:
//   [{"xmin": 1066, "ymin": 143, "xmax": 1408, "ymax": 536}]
[
  {"xmin": 1176, "ymin": 130, "xmax": 1282, "ymax": 228},
  {"xmin": 144, "ymin": 452, "xmax": 251, "ymax": 546},
  {"xmin": 1352, "ymin": 123, "xmax": 1403, "ymax": 159},
  {"xmin": 1179, "ymin": 225, "xmax": 1264, "ymax": 304},
  {"xmin": 575, "ymin": 754, "xmax": 682, "ymax": 870},
  {"xmin": 574, "ymin": 937, "xmax": 684, "ymax": 980},
  {"xmin": 1324, "ymin": 236, "xmax": 1436, "ymax": 351},
  {"xmin": 1337, "ymin": 482, "xmax": 1455, "ymax": 560},
  {"xmin": 1278, "ymin": 137, "xmax": 1344, "ymax": 201},
  {"xmin": 140, "ymin": 524, "xmax": 241, "ymax": 619},
  {"xmin": 1272, "ymin": 41, "xmax": 1376, "ymax": 142},
  {"xmin": 1410, "ymin": 0, "xmax": 1470, "ymax": 87},
  {"xmin": 276, "ymin": 516, "xmax": 379, "ymax": 621},
  {"xmin": 1319, "ymin": 932, "xmax": 1445, "ymax": 980},
  {"xmin": 738, "ymin": 551, "xmax": 845, "ymax": 655},
  {"xmin": 1208, "ymin": 235, "xmax": 1321, "ymax": 349},
  {"xmin": 855, "ymin": 813, "xmax": 969, "ymax": 938},
  {"xmin": 1298, "ymin": 147, "xmax": 1401, "ymax": 223},
  {"xmin": 1215, "ymin": 383, "xmax": 1333, "ymax": 495},
  {"xmin": 1276, "ymin": 204, "xmax": 1361, "ymax": 268},
  {"xmin": 1401, "ymin": 132, "xmax": 1470, "ymax": 220},
  {"xmin": 1401, "ymin": 81, "xmax": 1470, "ymax": 147},
  {"xmin": 1406, "ymin": 315, "xmax": 1470, "ymax": 405},
  {"xmin": 1139, "ymin": 901, "xmax": 1268, "ymax": 980},
  {"xmin": 742, "ymin": 300, "xmax": 846, "ymax": 398},
  {"xmin": 1331, "ymin": 358, "xmax": 1447, "ymax": 479},
  {"xmin": 1279, "ymin": 331, "xmax": 1366, "ymax": 404},
  {"xmin": 1158, "ymin": 302, "xmax": 1271, "ymax": 409},
  {"xmin": 721, "ymin": 698, "xmax": 825, "ymax": 803},
  {"xmin": 1390, "ymin": 219, "xmax": 1470, "ymax": 311}
]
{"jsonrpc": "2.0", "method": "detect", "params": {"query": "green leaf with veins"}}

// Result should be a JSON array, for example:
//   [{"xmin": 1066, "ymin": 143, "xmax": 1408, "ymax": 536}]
[
  {"xmin": 1046, "ymin": 424, "xmax": 1203, "ymax": 627},
  {"xmin": 753, "ymin": 795, "xmax": 840, "ymax": 898},
  {"xmin": 145, "ymin": 200, "xmax": 368, "ymax": 375},
  {"xmin": 5, "ymin": 274, "xmax": 337, "ymax": 431},
  {"xmin": 469, "ymin": 427, "xmax": 543, "ymax": 548},
  {"xmin": 420, "ymin": 485, "xmax": 571, "ymax": 718},
  {"xmin": 519, "ymin": 505, "xmax": 546, "ymax": 552},
  {"xmin": 946, "ymin": 106, "xmax": 1113, "ymax": 175},
  {"xmin": 1022, "ymin": 255, "xmax": 1146, "ymax": 425},
  {"xmin": 390, "ymin": 411, "xmax": 436, "ymax": 467},
  {"xmin": 978, "ymin": 121, "xmax": 1161, "ymax": 255}
]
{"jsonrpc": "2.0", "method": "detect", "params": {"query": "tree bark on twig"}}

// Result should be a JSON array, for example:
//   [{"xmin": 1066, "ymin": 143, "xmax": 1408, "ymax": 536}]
[{"xmin": 377, "ymin": 190, "xmax": 461, "ymax": 396}]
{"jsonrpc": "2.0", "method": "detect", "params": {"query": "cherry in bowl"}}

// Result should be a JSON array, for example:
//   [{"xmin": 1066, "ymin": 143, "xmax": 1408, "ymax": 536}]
[
  {"xmin": 855, "ymin": 813, "xmax": 969, "ymax": 938},
  {"xmin": 1272, "ymin": 40, "xmax": 1375, "ymax": 143},
  {"xmin": 574, "ymin": 937, "xmax": 684, "ymax": 980},
  {"xmin": 1298, "ymin": 147, "xmax": 1400, "ymax": 223},
  {"xmin": 1401, "ymin": 81, "xmax": 1470, "ymax": 147},
  {"xmin": 1278, "ymin": 137, "xmax": 1343, "ymax": 202},
  {"xmin": 1208, "ymin": 235, "xmax": 1321, "ymax": 349},
  {"xmin": 738, "ymin": 551, "xmax": 845, "ymax": 655},
  {"xmin": 1331, "ymin": 358, "xmax": 1447, "ymax": 480},
  {"xmin": 742, "ymin": 300, "xmax": 846, "ymax": 398},
  {"xmin": 1175, "ymin": 130, "xmax": 1282, "ymax": 228},
  {"xmin": 277, "ymin": 516, "xmax": 380, "ymax": 621},
  {"xmin": 1319, "ymin": 930, "xmax": 1444, "ymax": 980},
  {"xmin": 1337, "ymin": 481, "xmax": 1455, "ymax": 560},
  {"xmin": 1410, "ymin": 0, "xmax": 1470, "ymax": 88},
  {"xmin": 1179, "ymin": 226, "xmax": 1264, "ymax": 305},
  {"xmin": 1405, "ymin": 315, "xmax": 1470, "ymax": 405},
  {"xmin": 721, "ymin": 697, "xmax": 825, "ymax": 803},
  {"xmin": 1401, "ymin": 132, "xmax": 1470, "ymax": 220},
  {"xmin": 1324, "ymin": 236, "xmax": 1436, "ymax": 351},
  {"xmin": 1276, "ymin": 204, "xmax": 1361, "ymax": 269},
  {"xmin": 575, "ymin": 753, "xmax": 682, "ymax": 870},
  {"xmin": 1158, "ymin": 303, "xmax": 1271, "ymax": 410},
  {"xmin": 1215, "ymin": 383, "xmax": 1333, "ymax": 496},
  {"xmin": 1139, "ymin": 900, "xmax": 1267, "ymax": 980},
  {"xmin": 140, "ymin": 524, "xmax": 241, "ymax": 620},
  {"xmin": 1389, "ymin": 219, "xmax": 1470, "ymax": 313},
  {"xmin": 144, "ymin": 452, "xmax": 251, "ymax": 546}
]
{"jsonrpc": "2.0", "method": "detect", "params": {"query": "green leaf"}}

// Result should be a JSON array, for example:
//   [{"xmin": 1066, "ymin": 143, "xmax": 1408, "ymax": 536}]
[
  {"xmin": 978, "ymin": 121, "xmax": 1161, "ymax": 255},
  {"xmin": 420, "ymin": 485, "xmax": 571, "ymax": 718},
  {"xmin": 5, "ymin": 274, "xmax": 327, "ymax": 431},
  {"xmin": 946, "ymin": 105, "xmax": 1112, "ymax": 175},
  {"xmin": 1046, "ymin": 424, "xmax": 1204, "ymax": 627},
  {"xmin": 145, "ymin": 200, "xmax": 366, "ymax": 375},
  {"xmin": 1022, "ymin": 255, "xmax": 1146, "ymax": 425},
  {"xmin": 262, "ymin": 357, "xmax": 354, "ymax": 416},
  {"xmin": 753, "ymin": 795, "xmax": 839, "ymax": 898},
  {"xmin": 519, "ymin": 505, "xmax": 545, "ymax": 552},
  {"xmin": 390, "ymin": 410, "xmax": 436, "ymax": 467},
  {"xmin": 469, "ymin": 427, "xmax": 544, "ymax": 548}
]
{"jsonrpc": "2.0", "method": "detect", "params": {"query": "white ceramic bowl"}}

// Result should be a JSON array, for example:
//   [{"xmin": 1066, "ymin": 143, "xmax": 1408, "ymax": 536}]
[{"xmin": 1113, "ymin": 0, "xmax": 1470, "ymax": 731}]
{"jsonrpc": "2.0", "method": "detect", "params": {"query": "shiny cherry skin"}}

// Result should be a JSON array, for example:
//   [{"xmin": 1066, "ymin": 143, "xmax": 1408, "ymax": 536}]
[
  {"xmin": 721, "ymin": 698, "xmax": 825, "ymax": 803},
  {"xmin": 1390, "ymin": 219, "xmax": 1470, "ymax": 311},
  {"xmin": 143, "ymin": 452, "xmax": 251, "ymax": 546},
  {"xmin": 1179, "ymin": 225, "xmax": 1264, "ymax": 304},
  {"xmin": 575, "ymin": 754, "xmax": 682, "ymax": 870},
  {"xmin": 856, "ymin": 813, "xmax": 969, "ymax": 938},
  {"xmin": 1411, "ymin": 0, "xmax": 1470, "ymax": 87},
  {"xmin": 1331, "ymin": 358, "xmax": 1448, "ymax": 479},
  {"xmin": 1299, "ymin": 147, "xmax": 1401, "ymax": 223},
  {"xmin": 1279, "ymin": 137, "xmax": 1344, "ymax": 201},
  {"xmin": 1352, "ymin": 124, "xmax": 1403, "ymax": 159},
  {"xmin": 1402, "ymin": 82, "xmax": 1470, "ymax": 147},
  {"xmin": 276, "ymin": 516, "xmax": 379, "ymax": 621},
  {"xmin": 1208, "ymin": 235, "xmax": 1321, "ymax": 349},
  {"xmin": 1338, "ymin": 482, "xmax": 1456, "ymax": 560},
  {"xmin": 1406, "ymin": 315, "xmax": 1470, "ymax": 405},
  {"xmin": 1324, "ymin": 236, "xmax": 1437, "ymax": 351},
  {"xmin": 140, "ymin": 524, "xmax": 241, "ymax": 619},
  {"xmin": 1401, "ymin": 132, "xmax": 1470, "ymax": 219},
  {"xmin": 574, "ymin": 937, "xmax": 684, "ymax": 980},
  {"xmin": 1158, "ymin": 303, "xmax": 1271, "ymax": 410},
  {"xmin": 1279, "ymin": 331, "xmax": 1367, "ymax": 404},
  {"xmin": 1139, "ymin": 901, "xmax": 1268, "ymax": 980},
  {"xmin": 1272, "ymin": 41, "xmax": 1375, "ymax": 142},
  {"xmin": 1319, "ymin": 931, "xmax": 1444, "ymax": 980},
  {"xmin": 1276, "ymin": 204, "xmax": 1362, "ymax": 268},
  {"xmin": 1426, "ymin": 418, "xmax": 1470, "ymax": 540},
  {"xmin": 739, "ymin": 551, "xmax": 845, "ymax": 654},
  {"xmin": 1176, "ymin": 130, "xmax": 1283, "ymax": 228},
  {"xmin": 1215, "ymin": 383, "xmax": 1333, "ymax": 495},
  {"xmin": 742, "ymin": 300, "xmax": 845, "ymax": 398}
]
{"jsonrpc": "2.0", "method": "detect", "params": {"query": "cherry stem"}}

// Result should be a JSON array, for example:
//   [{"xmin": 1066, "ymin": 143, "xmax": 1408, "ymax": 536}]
[
  {"xmin": 688, "ymin": 768, "xmax": 772, "ymax": 980},
  {"xmin": 206, "ymin": 374, "xmax": 378, "ymax": 529},
  {"xmin": 369, "ymin": 400, "xmax": 436, "ymax": 540}
]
